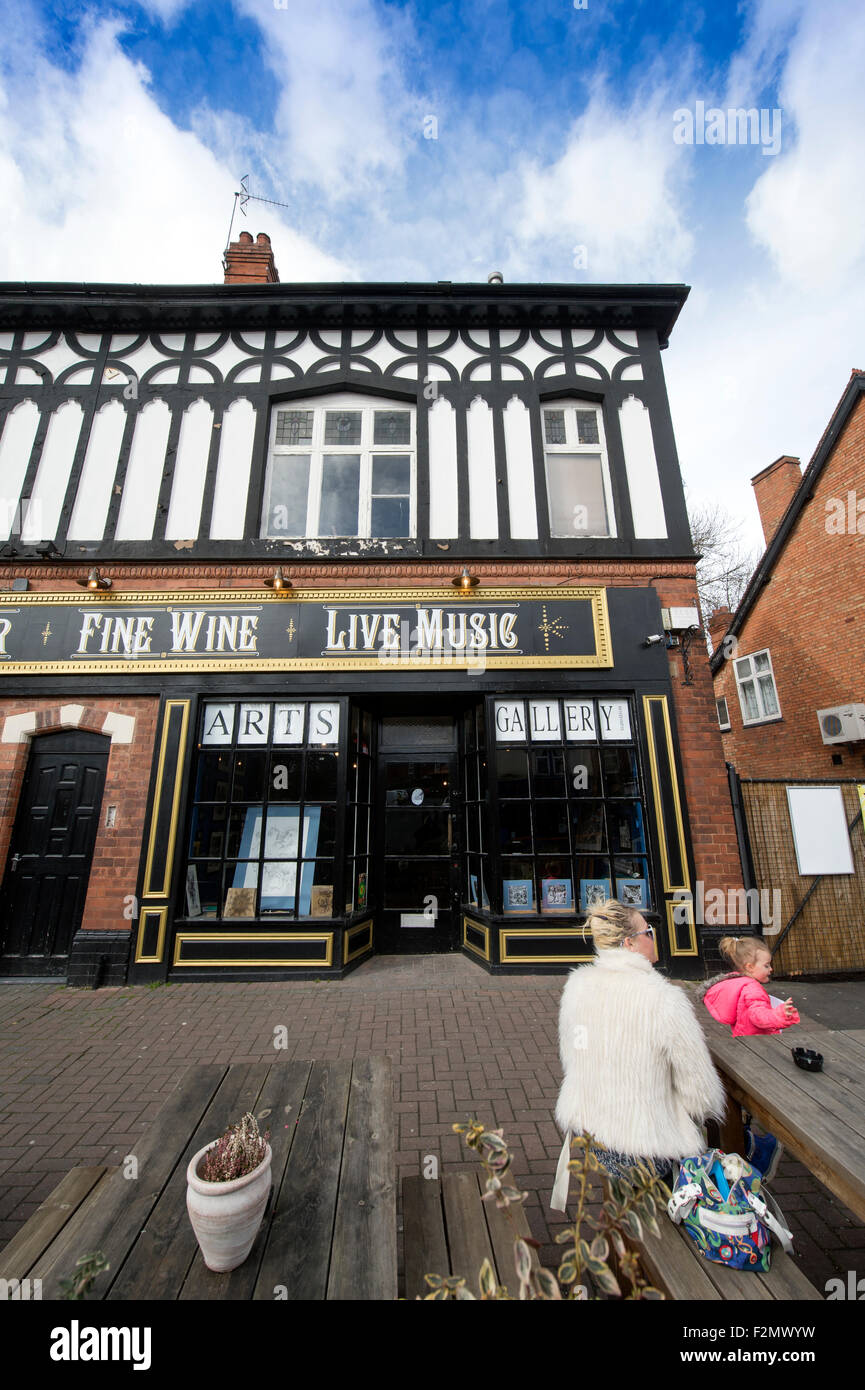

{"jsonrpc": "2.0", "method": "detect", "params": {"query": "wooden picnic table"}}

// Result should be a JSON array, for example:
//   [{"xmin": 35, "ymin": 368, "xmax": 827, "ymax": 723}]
[
  {"xmin": 0, "ymin": 1057, "xmax": 396, "ymax": 1301},
  {"xmin": 701, "ymin": 1014, "xmax": 865, "ymax": 1226}
]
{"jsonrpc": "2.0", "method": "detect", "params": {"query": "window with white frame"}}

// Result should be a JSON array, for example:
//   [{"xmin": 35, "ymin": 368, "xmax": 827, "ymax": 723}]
[
  {"xmin": 261, "ymin": 393, "xmax": 416, "ymax": 539},
  {"xmin": 716, "ymin": 696, "xmax": 731, "ymax": 731},
  {"xmin": 542, "ymin": 401, "xmax": 615, "ymax": 538},
  {"xmin": 733, "ymin": 650, "xmax": 781, "ymax": 725}
]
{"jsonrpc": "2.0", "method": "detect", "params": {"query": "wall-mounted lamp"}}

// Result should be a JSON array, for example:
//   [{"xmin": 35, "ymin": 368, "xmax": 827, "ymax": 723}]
[
  {"xmin": 452, "ymin": 566, "xmax": 479, "ymax": 590},
  {"xmin": 264, "ymin": 567, "xmax": 293, "ymax": 593},
  {"xmin": 77, "ymin": 568, "xmax": 112, "ymax": 590}
]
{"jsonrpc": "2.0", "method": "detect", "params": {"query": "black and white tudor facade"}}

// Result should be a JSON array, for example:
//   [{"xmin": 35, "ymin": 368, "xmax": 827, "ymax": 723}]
[{"xmin": 0, "ymin": 272, "xmax": 719, "ymax": 982}]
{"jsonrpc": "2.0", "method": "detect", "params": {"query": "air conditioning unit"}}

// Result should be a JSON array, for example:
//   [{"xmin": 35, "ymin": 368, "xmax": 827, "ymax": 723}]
[{"xmin": 817, "ymin": 704, "xmax": 865, "ymax": 744}]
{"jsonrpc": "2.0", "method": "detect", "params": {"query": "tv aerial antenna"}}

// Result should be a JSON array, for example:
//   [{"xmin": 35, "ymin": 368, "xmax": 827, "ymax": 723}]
[{"xmin": 223, "ymin": 174, "xmax": 293, "ymax": 258}]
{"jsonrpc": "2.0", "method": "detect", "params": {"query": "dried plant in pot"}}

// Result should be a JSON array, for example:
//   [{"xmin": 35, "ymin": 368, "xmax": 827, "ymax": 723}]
[{"xmin": 186, "ymin": 1112, "xmax": 272, "ymax": 1273}]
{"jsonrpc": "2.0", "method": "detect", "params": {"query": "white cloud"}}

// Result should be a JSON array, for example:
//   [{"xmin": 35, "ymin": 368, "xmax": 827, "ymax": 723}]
[{"xmin": 0, "ymin": 16, "xmax": 351, "ymax": 283}]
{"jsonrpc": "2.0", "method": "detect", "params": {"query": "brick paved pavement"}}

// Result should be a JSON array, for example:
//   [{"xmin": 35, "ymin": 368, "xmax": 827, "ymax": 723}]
[{"xmin": 0, "ymin": 955, "xmax": 862, "ymax": 1297}]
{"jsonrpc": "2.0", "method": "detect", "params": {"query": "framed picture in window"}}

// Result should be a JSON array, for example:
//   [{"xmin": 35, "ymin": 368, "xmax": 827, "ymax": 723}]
[
  {"xmin": 503, "ymin": 879, "xmax": 534, "ymax": 914},
  {"xmin": 185, "ymin": 866, "xmax": 202, "ymax": 918},
  {"xmin": 470, "ymin": 873, "xmax": 479, "ymax": 906},
  {"xmin": 579, "ymin": 878, "xmax": 611, "ymax": 912},
  {"xmin": 616, "ymin": 877, "xmax": 648, "ymax": 911},
  {"xmin": 541, "ymin": 879, "xmax": 573, "ymax": 914}
]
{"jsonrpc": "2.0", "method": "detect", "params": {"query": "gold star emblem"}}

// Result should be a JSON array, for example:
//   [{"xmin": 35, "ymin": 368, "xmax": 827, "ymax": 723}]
[
  {"xmin": 537, "ymin": 605, "xmax": 568, "ymax": 653},
  {"xmin": 285, "ymin": 619, "xmax": 297, "ymax": 643}
]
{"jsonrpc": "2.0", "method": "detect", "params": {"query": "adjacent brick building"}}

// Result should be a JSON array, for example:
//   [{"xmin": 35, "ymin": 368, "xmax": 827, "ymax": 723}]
[
  {"xmin": 710, "ymin": 371, "xmax": 865, "ymax": 974},
  {"xmin": 0, "ymin": 235, "xmax": 742, "ymax": 983}
]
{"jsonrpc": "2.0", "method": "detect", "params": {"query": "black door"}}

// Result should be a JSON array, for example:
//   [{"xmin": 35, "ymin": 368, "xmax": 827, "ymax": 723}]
[
  {"xmin": 375, "ymin": 751, "xmax": 461, "ymax": 953},
  {"xmin": 0, "ymin": 730, "xmax": 109, "ymax": 976}
]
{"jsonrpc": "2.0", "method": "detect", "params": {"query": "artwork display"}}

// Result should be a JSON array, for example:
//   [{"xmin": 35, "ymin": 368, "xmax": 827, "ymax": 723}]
[
  {"xmin": 580, "ymin": 878, "xmax": 612, "ymax": 912},
  {"xmin": 541, "ymin": 878, "xmax": 573, "ymax": 914},
  {"xmin": 503, "ymin": 879, "xmax": 534, "ymax": 914},
  {"xmin": 616, "ymin": 877, "xmax": 648, "ymax": 911},
  {"xmin": 185, "ymin": 866, "xmax": 202, "ymax": 918},
  {"xmin": 223, "ymin": 887, "xmax": 256, "ymax": 918},
  {"xmin": 310, "ymin": 886, "xmax": 334, "ymax": 918}
]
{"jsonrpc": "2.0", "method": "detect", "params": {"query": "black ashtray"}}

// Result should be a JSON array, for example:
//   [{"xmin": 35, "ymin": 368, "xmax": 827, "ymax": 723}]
[{"xmin": 792, "ymin": 1047, "xmax": 823, "ymax": 1072}]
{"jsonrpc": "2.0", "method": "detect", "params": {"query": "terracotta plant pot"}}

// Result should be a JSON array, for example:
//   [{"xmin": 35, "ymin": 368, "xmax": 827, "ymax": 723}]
[{"xmin": 186, "ymin": 1142, "xmax": 273, "ymax": 1272}]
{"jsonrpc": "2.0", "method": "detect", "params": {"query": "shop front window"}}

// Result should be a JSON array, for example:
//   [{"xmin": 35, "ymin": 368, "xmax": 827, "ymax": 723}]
[
  {"xmin": 491, "ymin": 696, "xmax": 652, "ymax": 917},
  {"xmin": 183, "ymin": 699, "xmax": 343, "ymax": 921}
]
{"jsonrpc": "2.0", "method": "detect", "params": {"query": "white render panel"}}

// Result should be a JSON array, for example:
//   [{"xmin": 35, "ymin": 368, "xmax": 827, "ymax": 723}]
[
  {"xmin": 0, "ymin": 331, "xmax": 17, "ymax": 350},
  {"xmin": 568, "ymin": 329, "xmax": 598, "ymax": 351},
  {"xmin": 191, "ymin": 335, "xmax": 251, "ymax": 378},
  {"xmin": 435, "ymin": 335, "xmax": 483, "ymax": 378},
  {"xmin": 619, "ymin": 396, "xmax": 667, "ymax": 539},
  {"xmin": 113, "ymin": 336, "xmax": 173, "ymax": 379},
  {"xmin": 467, "ymin": 396, "xmax": 498, "ymax": 539},
  {"xmin": 22, "ymin": 400, "xmax": 84, "ymax": 541},
  {"xmin": 508, "ymin": 335, "xmax": 560, "ymax": 375},
  {"xmin": 234, "ymin": 363, "xmax": 262, "ymax": 383},
  {"xmin": 102, "ymin": 712, "xmax": 136, "ymax": 744},
  {"xmin": 15, "ymin": 367, "xmax": 42, "ymax": 386},
  {"xmin": 148, "ymin": 364, "xmax": 181, "ymax": 385},
  {"xmin": 427, "ymin": 397, "xmax": 459, "ymax": 539},
  {"xmin": 354, "ymin": 336, "xmax": 409, "ymax": 371},
  {"xmin": 68, "ymin": 400, "xmax": 127, "ymax": 540},
  {"xmin": 619, "ymin": 362, "xmax": 644, "ymax": 381},
  {"xmin": 63, "ymin": 366, "xmax": 96, "ymax": 385},
  {"xmin": 278, "ymin": 335, "xmax": 334, "ymax": 373},
  {"xmin": 317, "ymin": 331, "xmax": 343, "ymax": 350},
  {"xmin": 0, "ymin": 401, "xmax": 41, "ymax": 540},
  {"xmin": 468, "ymin": 361, "xmax": 493, "ymax": 380},
  {"xmin": 29, "ymin": 334, "xmax": 91, "ymax": 383},
  {"xmin": 503, "ymin": 396, "xmax": 538, "ymax": 539},
  {"xmin": 501, "ymin": 364, "xmax": 525, "ymax": 380},
  {"xmin": 193, "ymin": 333, "xmax": 223, "ymax": 352},
  {"xmin": 210, "ymin": 398, "xmax": 256, "ymax": 539},
  {"xmin": 614, "ymin": 330, "xmax": 639, "ymax": 348},
  {"xmin": 22, "ymin": 331, "xmax": 55, "ymax": 351},
  {"xmin": 166, "ymin": 399, "xmax": 213, "ymax": 540},
  {"xmin": 427, "ymin": 330, "xmax": 452, "ymax": 350},
  {"xmin": 586, "ymin": 333, "xmax": 638, "ymax": 374},
  {"xmin": 236, "ymin": 331, "xmax": 266, "ymax": 351},
  {"xmin": 115, "ymin": 399, "xmax": 172, "ymax": 540}
]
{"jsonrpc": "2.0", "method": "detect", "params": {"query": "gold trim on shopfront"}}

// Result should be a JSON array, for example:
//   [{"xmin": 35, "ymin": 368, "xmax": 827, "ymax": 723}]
[
  {"xmin": 499, "ymin": 927, "xmax": 593, "ymax": 965},
  {"xmin": 462, "ymin": 915, "xmax": 491, "ymax": 962},
  {"xmin": 641, "ymin": 695, "xmax": 698, "ymax": 957},
  {"xmin": 0, "ymin": 587, "xmax": 613, "ymax": 673},
  {"xmin": 142, "ymin": 700, "xmax": 190, "ymax": 900},
  {"xmin": 344, "ymin": 918, "xmax": 374, "ymax": 964},
  {"xmin": 134, "ymin": 906, "xmax": 168, "ymax": 964},
  {"xmin": 173, "ymin": 932, "xmax": 334, "ymax": 968},
  {"xmin": 665, "ymin": 899, "xmax": 698, "ymax": 957}
]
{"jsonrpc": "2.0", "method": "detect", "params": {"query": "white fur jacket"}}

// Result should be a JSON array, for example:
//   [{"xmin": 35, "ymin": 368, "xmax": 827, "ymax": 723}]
[{"xmin": 555, "ymin": 948, "xmax": 726, "ymax": 1159}]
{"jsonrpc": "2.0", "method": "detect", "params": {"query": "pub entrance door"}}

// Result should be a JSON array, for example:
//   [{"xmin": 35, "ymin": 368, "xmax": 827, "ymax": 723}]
[
  {"xmin": 374, "ymin": 715, "xmax": 461, "ymax": 954},
  {"xmin": 0, "ymin": 730, "xmax": 109, "ymax": 976}
]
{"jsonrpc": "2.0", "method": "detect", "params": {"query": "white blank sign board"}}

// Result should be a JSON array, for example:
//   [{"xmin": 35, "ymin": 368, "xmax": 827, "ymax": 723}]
[{"xmin": 786, "ymin": 787, "xmax": 855, "ymax": 876}]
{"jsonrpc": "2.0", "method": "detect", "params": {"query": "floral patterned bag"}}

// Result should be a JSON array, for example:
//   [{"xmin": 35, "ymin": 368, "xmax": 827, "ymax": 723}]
[{"xmin": 666, "ymin": 1149, "xmax": 793, "ymax": 1271}]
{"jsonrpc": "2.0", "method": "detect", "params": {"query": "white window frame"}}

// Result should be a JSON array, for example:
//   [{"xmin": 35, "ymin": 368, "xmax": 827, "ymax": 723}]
[
  {"xmin": 733, "ymin": 649, "xmax": 782, "ymax": 726},
  {"xmin": 716, "ymin": 696, "xmax": 731, "ymax": 731},
  {"xmin": 541, "ymin": 400, "xmax": 616, "ymax": 539},
  {"xmin": 261, "ymin": 391, "xmax": 416, "ymax": 539}
]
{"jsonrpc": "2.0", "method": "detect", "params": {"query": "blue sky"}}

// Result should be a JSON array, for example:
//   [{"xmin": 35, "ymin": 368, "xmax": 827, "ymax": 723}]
[{"xmin": 2, "ymin": 0, "xmax": 864, "ymax": 553}]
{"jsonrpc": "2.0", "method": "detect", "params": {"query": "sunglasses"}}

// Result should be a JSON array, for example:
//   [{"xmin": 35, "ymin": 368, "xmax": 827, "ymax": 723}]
[{"xmin": 630, "ymin": 926, "xmax": 655, "ymax": 940}]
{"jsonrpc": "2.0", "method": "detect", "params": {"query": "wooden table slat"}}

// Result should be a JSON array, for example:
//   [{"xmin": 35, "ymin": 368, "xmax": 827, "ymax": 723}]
[
  {"xmin": 0, "ymin": 1167, "xmax": 113, "ymax": 1280},
  {"xmin": 478, "ymin": 1171, "xmax": 538, "ymax": 1293},
  {"xmin": 178, "ymin": 1060, "xmax": 314, "ymax": 1301},
  {"xmin": 440, "ymin": 1171, "xmax": 496, "ymax": 1289},
  {"xmin": 252, "ymin": 1059, "xmax": 352, "ymax": 1301},
  {"xmin": 107, "ymin": 1062, "xmax": 272, "ymax": 1302},
  {"xmin": 33, "ymin": 1063, "xmax": 230, "ymax": 1299},
  {"xmin": 402, "ymin": 1177, "xmax": 450, "ymax": 1300},
  {"xmin": 327, "ymin": 1056, "xmax": 396, "ymax": 1301}
]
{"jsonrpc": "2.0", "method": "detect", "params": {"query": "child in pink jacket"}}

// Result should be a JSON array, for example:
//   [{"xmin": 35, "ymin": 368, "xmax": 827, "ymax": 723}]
[{"xmin": 700, "ymin": 935, "xmax": 799, "ymax": 1178}]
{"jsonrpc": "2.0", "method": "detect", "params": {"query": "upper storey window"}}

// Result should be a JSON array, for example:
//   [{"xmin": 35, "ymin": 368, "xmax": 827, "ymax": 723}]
[
  {"xmin": 262, "ymin": 393, "xmax": 415, "ymax": 539},
  {"xmin": 542, "ymin": 402, "xmax": 614, "ymax": 538}
]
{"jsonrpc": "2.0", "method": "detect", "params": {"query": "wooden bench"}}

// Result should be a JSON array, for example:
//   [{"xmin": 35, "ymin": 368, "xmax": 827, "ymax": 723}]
[
  {"xmin": 403, "ymin": 1171, "xmax": 539, "ymax": 1299},
  {"xmin": 0, "ymin": 1057, "xmax": 396, "ymax": 1301}
]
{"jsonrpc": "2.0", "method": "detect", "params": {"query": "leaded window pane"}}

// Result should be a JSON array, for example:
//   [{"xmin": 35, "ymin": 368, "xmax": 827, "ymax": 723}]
[
  {"xmin": 544, "ymin": 410, "xmax": 567, "ymax": 444},
  {"xmin": 374, "ymin": 410, "xmax": 411, "ymax": 444},
  {"xmin": 324, "ymin": 411, "xmax": 362, "ymax": 445},
  {"xmin": 576, "ymin": 410, "xmax": 600, "ymax": 444},
  {"xmin": 275, "ymin": 409, "xmax": 313, "ymax": 445}
]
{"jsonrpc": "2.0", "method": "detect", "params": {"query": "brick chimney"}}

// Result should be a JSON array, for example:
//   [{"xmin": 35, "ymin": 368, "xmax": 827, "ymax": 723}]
[
  {"xmin": 708, "ymin": 607, "xmax": 735, "ymax": 646},
  {"xmin": 223, "ymin": 231, "xmax": 279, "ymax": 285},
  {"xmin": 751, "ymin": 455, "xmax": 801, "ymax": 547}
]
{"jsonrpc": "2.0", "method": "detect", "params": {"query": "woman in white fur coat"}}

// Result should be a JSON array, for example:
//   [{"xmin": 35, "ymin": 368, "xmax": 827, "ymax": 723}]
[{"xmin": 550, "ymin": 898, "xmax": 725, "ymax": 1210}]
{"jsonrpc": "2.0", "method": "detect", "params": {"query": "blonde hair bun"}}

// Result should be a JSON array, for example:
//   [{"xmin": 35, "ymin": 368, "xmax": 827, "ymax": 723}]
[
  {"xmin": 719, "ymin": 935, "xmax": 769, "ymax": 970},
  {"xmin": 588, "ymin": 898, "xmax": 641, "ymax": 951}
]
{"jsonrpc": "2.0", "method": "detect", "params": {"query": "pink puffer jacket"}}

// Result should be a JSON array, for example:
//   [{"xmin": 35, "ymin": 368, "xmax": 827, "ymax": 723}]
[{"xmin": 702, "ymin": 973, "xmax": 800, "ymax": 1037}]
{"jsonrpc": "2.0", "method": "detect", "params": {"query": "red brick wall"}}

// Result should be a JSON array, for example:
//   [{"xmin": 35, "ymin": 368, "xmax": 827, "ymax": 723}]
[
  {"xmin": 751, "ymin": 456, "xmax": 802, "ymax": 546},
  {"xmin": 0, "ymin": 698, "xmax": 159, "ymax": 934},
  {"xmin": 716, "ymin": 392, "xmax": 865, "ymax": 780}
]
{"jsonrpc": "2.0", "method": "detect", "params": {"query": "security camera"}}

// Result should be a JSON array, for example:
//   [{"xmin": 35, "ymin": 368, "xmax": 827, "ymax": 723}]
[{"xmin": 643, "ymin": 634, "xmax": 665, "ymax": 647}]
